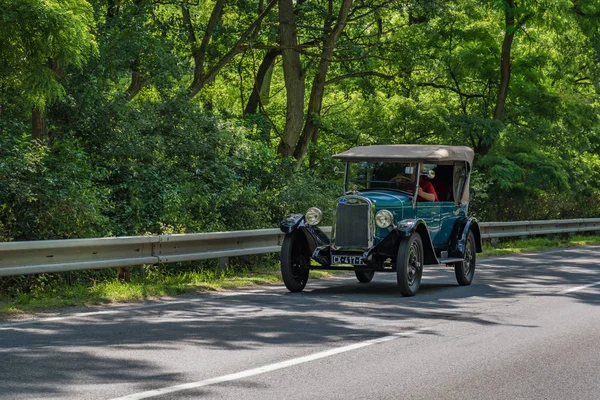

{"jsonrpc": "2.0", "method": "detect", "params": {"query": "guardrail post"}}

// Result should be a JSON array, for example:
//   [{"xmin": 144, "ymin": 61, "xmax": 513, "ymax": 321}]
[
  {"xmin": 118, "ymin": 267, "xmax": 131, "ymax": 283},
  {"xmin": 524, "ymin": 220, "xmax": 533, "ymax": 240},
  {"xmin": 220, "ymin": 257, "xmax": 229, "ymax": 271}
]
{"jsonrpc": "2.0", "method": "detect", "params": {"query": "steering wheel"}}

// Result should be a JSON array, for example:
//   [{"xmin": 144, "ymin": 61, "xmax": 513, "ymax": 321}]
[{"xmin": 390, "ymin": 174, "xmax": 412, "ymax": 184}]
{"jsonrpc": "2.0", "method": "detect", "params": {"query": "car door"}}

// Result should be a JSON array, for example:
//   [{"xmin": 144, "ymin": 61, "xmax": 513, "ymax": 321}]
[
  {"xmin": 433, "ymin": 162, "xmax": 469, "ymax": 247},
  {"xmin": 435, "ymin": 201, "xmax": 461, "ymax": 246},
  {"xmin": 416, "ymin": 200, "xmax": 441, "ymax": 242}
]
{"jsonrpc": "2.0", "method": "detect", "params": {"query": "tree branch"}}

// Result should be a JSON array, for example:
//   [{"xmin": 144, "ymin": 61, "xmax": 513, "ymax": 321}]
[
  {"xmin": 186, "ymin": 0, "xmax": 226, "ymax": 96},
  {"xmin": 188, "ymin": 0, "xmax": 277, "ymax": 98},
  {"xmin": 347, "ymin": 0, "xmax": 397, "ymax": 22},
  {"xmin": 325, "ymin": 71, "xmax": 396, "ymax": 85},
  {"xmin": 417, "ymin": 82, "xmax": 484, "ymax": 99}
]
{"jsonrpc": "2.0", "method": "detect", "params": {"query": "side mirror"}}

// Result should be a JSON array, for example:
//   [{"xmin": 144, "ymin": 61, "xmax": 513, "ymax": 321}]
[
  {"xmin": 334, "ymin": 166, "xmax": 345, "ymax": 175},
  {"xmin": 421, "ymin": 170, "xmax": 435, "ymax": 179}
]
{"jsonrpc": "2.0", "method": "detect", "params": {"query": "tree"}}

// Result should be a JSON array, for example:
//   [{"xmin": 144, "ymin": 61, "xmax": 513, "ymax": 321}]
[
  {"xmin": 494, "ymin": 0, "xmax": 532, "ymax": 123},
  {"xmin": 182, "ymin": 0, "xmax": 277, "ymax": 99},
  {"xmin": 293, "ymin": 0, "xmax": 353, "ymax": 165},
  {"xmin": 276, "ymin": 0, "xmax": 306, "ymax": 157},
  {"xmin": 0, "ymin": 0, "xmax": 96, "ymax": 139}
]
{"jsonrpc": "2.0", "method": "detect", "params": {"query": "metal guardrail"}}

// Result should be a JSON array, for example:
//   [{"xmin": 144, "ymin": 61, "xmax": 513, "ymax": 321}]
[
  {"xmin": 478, "ymin": 218, "xmax": 600, "ymax": 239},
  {"xmin": 0, "ymin": 220, "xmax": 599, "ymax": 277}
]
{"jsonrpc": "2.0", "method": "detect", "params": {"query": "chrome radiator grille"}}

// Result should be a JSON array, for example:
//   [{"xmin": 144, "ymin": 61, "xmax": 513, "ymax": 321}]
[{"xmin": 334, "ymin": 202, "xmax": 370, "ymax": 248}]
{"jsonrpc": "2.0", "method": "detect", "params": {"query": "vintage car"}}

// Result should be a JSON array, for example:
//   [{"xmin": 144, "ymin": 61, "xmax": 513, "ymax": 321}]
[{"xmin": 279, "ymin": 144, "xmax": 482, "ymax": 296}]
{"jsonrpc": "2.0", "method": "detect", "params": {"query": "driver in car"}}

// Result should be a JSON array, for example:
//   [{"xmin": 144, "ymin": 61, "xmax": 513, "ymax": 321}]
[{"xmin": 391, "ymin": 163, "xmax": 438, "ymax": 202}]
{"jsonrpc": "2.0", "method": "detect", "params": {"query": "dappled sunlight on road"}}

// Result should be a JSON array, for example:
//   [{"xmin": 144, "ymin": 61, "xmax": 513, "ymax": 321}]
[{"xmin": 0, "ymin": 246, "xmax": 598, "ymax": 398}]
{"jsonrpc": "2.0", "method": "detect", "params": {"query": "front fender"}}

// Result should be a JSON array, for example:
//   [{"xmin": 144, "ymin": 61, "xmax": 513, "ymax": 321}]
[
  {"xmin": 303, "ymin": 224, "xmax": 331, "ymax": 251},
  {"xmin": 280, "ymin": 213, "xmax": 304, "ymax": 234},
  {"xmin": 370, "ymin": 219, "xmax": 439, "ymax": 265},
  {"xmin": 280, "ymin": 214, "xmax": 330, "ymax": 254},
  {"xmin": 396, "ymin": 218, "xmax": 424, "ymax": 238}
]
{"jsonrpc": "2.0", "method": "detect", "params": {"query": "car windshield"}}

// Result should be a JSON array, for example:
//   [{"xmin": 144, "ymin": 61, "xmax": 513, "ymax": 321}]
[{"xmin": 347, "ymin": 161, "xmax": 418, "ymax": 193}]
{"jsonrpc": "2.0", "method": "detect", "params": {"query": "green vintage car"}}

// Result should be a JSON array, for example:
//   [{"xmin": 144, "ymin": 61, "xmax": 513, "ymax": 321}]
[{"xmin": 279, "ymin": 144, "xmax": 482, "ymax": 296}]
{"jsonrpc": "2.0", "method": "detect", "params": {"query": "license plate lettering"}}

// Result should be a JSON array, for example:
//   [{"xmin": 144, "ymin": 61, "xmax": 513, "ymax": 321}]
[{"xmin": 332, "ymin": 255, "xmax": 362, "ymax": 265}]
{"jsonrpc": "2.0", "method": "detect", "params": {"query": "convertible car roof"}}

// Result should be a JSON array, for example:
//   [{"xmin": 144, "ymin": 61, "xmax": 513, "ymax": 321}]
[{"xmin": 333, "ymin": 144, "xmax": 474, "ymax": 166}]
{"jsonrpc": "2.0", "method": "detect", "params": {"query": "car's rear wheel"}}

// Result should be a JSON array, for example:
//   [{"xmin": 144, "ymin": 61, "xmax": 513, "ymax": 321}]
[
  {"xmin": 355, "ymin": 270, "xmax": 375, "ymax": 283},
  {"xmin": 396, "ymin": 233, "xmax": 423, "ymax": 296},
  {"xmin": 280, "ymin": 232, "xmax": 310, "ymax": 292},
  {"xmin": 455, "ymin": 230, "xmax": 476, "ymax": 286}
]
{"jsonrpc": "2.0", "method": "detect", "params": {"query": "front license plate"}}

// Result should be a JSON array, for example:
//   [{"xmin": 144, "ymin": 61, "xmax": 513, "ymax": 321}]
[{"xmin": 332, "ymin": 255, "xmax": 363, "ymax": 265}]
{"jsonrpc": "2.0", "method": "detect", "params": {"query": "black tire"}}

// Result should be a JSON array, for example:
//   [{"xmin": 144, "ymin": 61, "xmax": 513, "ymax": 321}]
[
  {"xmin": 280, "ymin": 233, "xmax": 310, "ymax": 292},
  {"xmin": 455, "ymin": 230, "xmax": 476, "ymax": 286},
  {"xmin": 355, "ymin": 270, "xmax": 375, "ymax": 283},
  {"xmin": 396, "ymin": 233, "xmax": 424, "ymax": 297}
]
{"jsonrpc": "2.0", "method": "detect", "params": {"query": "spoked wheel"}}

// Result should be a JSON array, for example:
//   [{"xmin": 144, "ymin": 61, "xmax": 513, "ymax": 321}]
[
  {"xmin": 455, "ymin": 230, "xmax": 476, "ymax": 286},
  {"xmin": 396, "ymin": 233, "xmax": 424, "ymax": 297},
  {"xmin": 355, "ymin": 269, "xmax": 375, "ymax": 283},
  {"xmin": 280, "ymin": 233, "xmax": 310, "ymax": 292}
]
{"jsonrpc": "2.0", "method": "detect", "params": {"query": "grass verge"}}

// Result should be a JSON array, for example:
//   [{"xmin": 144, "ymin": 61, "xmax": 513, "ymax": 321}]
[
  {"xmin": 480, "ymin": 234, "xmax": 600, "ymax": 257},
  {"xmin": 0, "ymin": 267, "xmax": 335, "ymax": 317},
  {"xmin": 1, "ymin": 235, "xmax": 599, "ymax": 317}
]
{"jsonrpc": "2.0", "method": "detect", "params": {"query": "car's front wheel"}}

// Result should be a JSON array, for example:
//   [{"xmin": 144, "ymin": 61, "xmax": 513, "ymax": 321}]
[
  {"xmin": 280, "ymin": 232, "xmax": 310, "ymax": 292},
  {"xmin": 396, "ymin": 233, "xmax": 424, "ymax": 296},
  {"xmin": 355, "ymin": 270, "xmax": 375, "ymax": 283},
  {"xmin": 455, "ymin": 230, "xmax": 476, "ymax": 286}
]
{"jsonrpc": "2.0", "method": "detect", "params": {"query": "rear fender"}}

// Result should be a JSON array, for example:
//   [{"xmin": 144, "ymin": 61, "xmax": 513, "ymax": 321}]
[{"xmin": 449, "ymin": 217, "xmax": 483, "ymax": 257}]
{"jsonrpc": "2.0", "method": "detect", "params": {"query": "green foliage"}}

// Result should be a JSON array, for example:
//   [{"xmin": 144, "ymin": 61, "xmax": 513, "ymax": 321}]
[
  {"xmin": 0, "ymin": 0, "xmax": 96, "ymax": 107},
  {"xmin": 473, "ymin": 144, "xmax": 600, "ymax": 221},
  {"xmin": 275, "ymin": 170, "xmax": 341, "ymax": 225},
  {"xmin": 0, "ymin": 133, "xmax": 109, "ymax": 240}
]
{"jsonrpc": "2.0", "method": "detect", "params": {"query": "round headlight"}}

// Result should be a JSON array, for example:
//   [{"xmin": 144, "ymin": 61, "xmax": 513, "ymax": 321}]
[
  {"xmin": 305, "ymin": 207, "xmax": 323, "ymax": 225},
  {"xmin": 375, "ymin": 210, "xmax": 394, "ymax": 228}
]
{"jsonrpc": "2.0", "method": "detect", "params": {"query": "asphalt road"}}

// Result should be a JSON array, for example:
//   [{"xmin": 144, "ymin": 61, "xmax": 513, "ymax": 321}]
[{"xmin": 1, "ymin": 246, "xmax": 599, "ymax": 400}]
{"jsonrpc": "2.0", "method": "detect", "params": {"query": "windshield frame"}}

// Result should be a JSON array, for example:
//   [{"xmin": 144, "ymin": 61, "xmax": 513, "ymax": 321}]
[{"xmin": 344, "ymin": 161, "xmax": 422, "ymax": 201}]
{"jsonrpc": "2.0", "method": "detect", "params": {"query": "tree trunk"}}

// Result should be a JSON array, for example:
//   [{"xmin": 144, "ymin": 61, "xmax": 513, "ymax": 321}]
[
  {"xmin": 32, "ymin": 106, "xmax": 47, "ymax": 140},
  {"xmin": 187, "ymin": 0, "xmax": 226, "ymax": 98},
  {"xmin": 276, "ymin": 0, "xmax": 305, "ymax": 158},
  {"xmin": 125, "ymin": 58, "xmax": 144, "ymax": 101},
  {"xmin": 124, "ymin": 0, "xmax": 145, "ymax": 101},
  {"xmin": 292, "ymin": 0, "xmax": 353, "ymax": 165},
  {"xmin": 494, "ymin": 0, "xmax": 515, "ymax": 122},
  {"xmin": 260, "ymin": 62, "xmax": 275, "ymax": 104},
  {"xmin": 245, "ymin": 49, "xmax": 280, "ymax": 115}
]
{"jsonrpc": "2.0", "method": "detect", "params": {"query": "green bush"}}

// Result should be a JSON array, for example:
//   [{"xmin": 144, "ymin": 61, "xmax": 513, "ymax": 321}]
[{"xmin": 0, "ymin": 133, "xmax": 109, "ymax": 240}]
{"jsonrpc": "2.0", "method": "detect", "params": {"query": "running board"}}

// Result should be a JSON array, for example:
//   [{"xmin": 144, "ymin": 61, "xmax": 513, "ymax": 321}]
[{"xmin": 438, "ymin": 257, "xmax": 464, "ymax": 264}]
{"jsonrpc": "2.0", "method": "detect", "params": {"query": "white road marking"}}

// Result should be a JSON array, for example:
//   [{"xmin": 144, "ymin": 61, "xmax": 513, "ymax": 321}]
[
  {"xmin": 109, "ymin": 329, "xmax": 425, "ymax": 400},
  {"xmin": 557, "ymin": 280, "xmax": 600, "ymax": 295}
]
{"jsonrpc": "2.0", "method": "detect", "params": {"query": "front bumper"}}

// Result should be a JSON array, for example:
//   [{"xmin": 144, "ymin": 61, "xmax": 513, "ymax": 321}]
[{"xmin": 312, "ymin": 230, "xmax": 401, "ymax": 268}]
